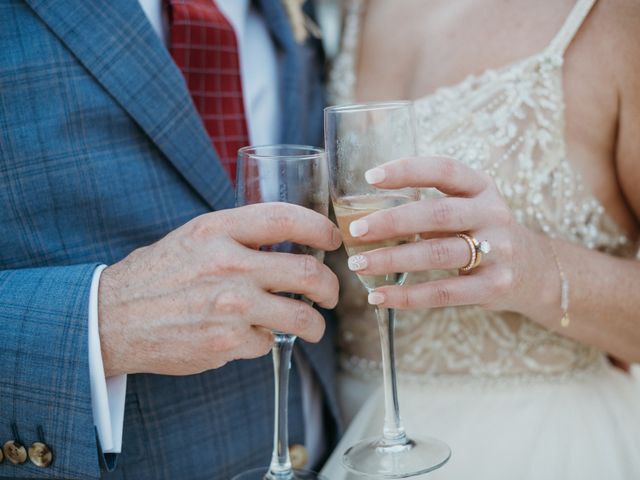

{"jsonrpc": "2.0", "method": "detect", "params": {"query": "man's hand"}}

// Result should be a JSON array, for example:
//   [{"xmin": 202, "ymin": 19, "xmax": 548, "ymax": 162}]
[{"xmin": 98, "ymin": 203, "xmax": 342, "ymax": 377}]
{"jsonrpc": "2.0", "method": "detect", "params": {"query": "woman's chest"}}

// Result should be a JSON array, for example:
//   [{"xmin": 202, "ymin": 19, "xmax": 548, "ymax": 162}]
[
  {"xmin": 355, "ymin": 0, "xmax": 633, "ymax": 236},
  {"xmin": 356, "ymin": 0, "xmax": 571, "ymax": 100}
]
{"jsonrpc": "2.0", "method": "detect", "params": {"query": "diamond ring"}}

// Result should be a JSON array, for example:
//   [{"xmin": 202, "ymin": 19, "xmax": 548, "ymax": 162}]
[{"xmin": 457, "ymin": 233, "xmax": 491, "ymax": 271}]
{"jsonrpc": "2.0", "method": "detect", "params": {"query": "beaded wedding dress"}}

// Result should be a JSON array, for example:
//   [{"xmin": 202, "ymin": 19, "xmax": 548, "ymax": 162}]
[{"xmin": 322, "ymin": 0, "xmax": 640, "ymax": 478}]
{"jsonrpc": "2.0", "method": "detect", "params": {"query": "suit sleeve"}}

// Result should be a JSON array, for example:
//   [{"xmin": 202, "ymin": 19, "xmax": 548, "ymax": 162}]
[{"xmin": 0, "ymin": 264, "xmax": 103, "ymax": 479}]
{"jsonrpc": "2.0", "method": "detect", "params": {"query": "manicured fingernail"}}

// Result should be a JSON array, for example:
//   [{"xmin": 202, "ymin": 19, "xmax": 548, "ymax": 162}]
[
  {"xmin": 365, "ymin": 168, "xmax": 386, "ymax": 184},
  {"xmin": 348, "ymin": 255, "xmax": 368, "ymax": 271},
  {"xmin": 368, "ymin": 292, "xmax": 385, "ymax": 305},
  {"xmin": 349, "ymin": 219, "xmax": 368, "ymax": 238}
]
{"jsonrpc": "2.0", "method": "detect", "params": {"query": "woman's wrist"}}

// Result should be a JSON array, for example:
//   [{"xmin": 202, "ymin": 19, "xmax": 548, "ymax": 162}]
[{"xmin": 510, "ymin": 228, "xmax": 564, "ymax": 326}]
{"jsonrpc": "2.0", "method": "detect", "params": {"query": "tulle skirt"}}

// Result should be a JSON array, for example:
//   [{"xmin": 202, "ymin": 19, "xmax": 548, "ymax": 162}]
[{"xmin": 321, "ymin": 362, "xmax": 640, "ymax": 479}]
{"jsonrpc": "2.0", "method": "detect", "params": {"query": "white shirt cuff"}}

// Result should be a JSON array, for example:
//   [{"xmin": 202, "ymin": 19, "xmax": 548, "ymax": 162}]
[{"xmin": 88, "ymin": 264, "xmax": 127, "ymax": 454}]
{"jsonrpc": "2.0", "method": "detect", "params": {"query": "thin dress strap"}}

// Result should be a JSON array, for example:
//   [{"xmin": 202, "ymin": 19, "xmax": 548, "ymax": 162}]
[{"xmin": 546, "ymin": 0, "xmax": 598, "ymax": 56}]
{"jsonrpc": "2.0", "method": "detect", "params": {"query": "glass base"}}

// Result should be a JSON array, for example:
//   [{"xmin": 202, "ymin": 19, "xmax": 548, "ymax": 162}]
[
  {"xmin": 231, "ymin": 467, "xmax": 327, "ymax": 480},
  {"xmin": 342, "ymin": 436, "xmax": 451, "ymax": 479}
]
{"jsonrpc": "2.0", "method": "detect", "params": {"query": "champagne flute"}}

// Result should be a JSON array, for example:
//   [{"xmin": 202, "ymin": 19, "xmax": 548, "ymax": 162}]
[
  {"xmin": 325, "ymin": 102, "xmax": 451, "ymax": 478},
  {"xmin": 232, "ymin": 145, "xmax": 328, "ymax": 480}
]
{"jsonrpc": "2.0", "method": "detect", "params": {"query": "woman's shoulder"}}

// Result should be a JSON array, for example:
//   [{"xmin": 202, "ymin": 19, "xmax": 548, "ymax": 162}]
[
  {"xmin": 566, "ymin": 0, "xmax": 638, "ymax": 119},
  {"xmin": 591, "ymin": 0, "xmax": 640, "ymax": 59},
  {"xmin": 593, "ymin": 0, "xmax": 640, "ymax": 121},
  {"xmin": 610, "ymin": 0, "xmax": 640, "ymax": 84}
]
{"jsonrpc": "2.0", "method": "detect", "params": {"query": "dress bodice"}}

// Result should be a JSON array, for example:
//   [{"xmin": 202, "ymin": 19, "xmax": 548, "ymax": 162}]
[{"xmin": 328, "ymin": 0, "xmax": 639, "ymax": 383}]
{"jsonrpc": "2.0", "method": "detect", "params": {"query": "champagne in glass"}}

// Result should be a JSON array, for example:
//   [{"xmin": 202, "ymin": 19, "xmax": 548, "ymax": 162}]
[
  {"xmin": 232, "ymin": 145, "xmax": 328, "ymax": 480},
  {"xmin": 333, "ymin": 193, "xmax": 416, "ymax": 290},
  {"xmin": 325, "ymin": 101, "xmax": 451, "ymax": 478}
]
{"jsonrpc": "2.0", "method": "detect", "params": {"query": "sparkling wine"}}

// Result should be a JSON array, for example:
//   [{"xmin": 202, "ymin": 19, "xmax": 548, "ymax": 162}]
[{"xmin": 333, "ymin": 194, "xmax": 416, "ymax": 290}]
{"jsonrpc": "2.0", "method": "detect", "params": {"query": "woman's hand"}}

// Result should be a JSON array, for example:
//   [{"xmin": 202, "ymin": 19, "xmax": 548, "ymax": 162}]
[{"xmin": 346, "ymin": 156, "xmax": 553, "ymax": 314}]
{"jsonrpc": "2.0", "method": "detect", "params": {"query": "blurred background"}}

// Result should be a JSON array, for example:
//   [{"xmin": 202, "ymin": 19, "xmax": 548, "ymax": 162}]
[{"xmin": 314, "ymin": 0, "xmax": 341, "ymax": 60}]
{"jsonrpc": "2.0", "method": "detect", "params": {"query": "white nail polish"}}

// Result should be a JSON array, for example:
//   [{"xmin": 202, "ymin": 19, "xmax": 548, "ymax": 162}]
[
  {"xmin": 368, "ymin": 292, "xmax": 385, "ymax": 305},
  {"xmin": 349, "ymin": 219, "xmax": 368, "ymax": 238},
  {"xmin": 348, "ymin": 255, "xmax": 367, "ymax": 271},
  {"xmin": 365, "ymin": 168, "xmax": 386, "ymax": 184}
]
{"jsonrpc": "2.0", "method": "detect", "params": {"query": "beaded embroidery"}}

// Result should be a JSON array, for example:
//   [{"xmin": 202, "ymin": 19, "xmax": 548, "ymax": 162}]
[{"xmin": 328, "ymin": 0, "xmax": 638, "ymax": 384}]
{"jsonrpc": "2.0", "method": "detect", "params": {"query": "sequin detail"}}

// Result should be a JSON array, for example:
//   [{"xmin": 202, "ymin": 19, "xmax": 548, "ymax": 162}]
[{"xmin": 328, "ymin": 0, "xmax": 639, "ymax": 384}]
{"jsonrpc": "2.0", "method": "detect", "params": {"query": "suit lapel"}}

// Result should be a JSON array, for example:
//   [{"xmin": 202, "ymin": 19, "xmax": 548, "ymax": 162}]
[{"xmin": 24, "ymin": 0, "xmax": 234, "ymax": 211}]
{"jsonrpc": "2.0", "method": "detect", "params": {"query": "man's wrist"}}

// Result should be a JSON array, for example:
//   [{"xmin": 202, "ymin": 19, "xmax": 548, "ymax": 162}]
[
  {"xmin": 89, "ymin": 265, "xmax": 128, "ymax": 454},
  {"xmin": 98, "ymin": 264, "xmax": 128, "ymax": 377}
]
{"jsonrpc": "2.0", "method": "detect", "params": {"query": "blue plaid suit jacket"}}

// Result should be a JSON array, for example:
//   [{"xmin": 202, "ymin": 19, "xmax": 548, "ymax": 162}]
[{"xmin": 0, "ymin": 1, "xmax": 339, "ymax": 478}]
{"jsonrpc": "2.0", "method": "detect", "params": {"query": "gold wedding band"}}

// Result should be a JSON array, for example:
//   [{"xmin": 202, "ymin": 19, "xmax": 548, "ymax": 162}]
[{"xmin": 457, "ymin": 233, "xmax": 491, "ymax": 271}]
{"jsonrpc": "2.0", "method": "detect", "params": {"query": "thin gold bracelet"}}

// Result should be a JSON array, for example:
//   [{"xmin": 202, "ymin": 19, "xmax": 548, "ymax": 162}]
[{"xmin": 548, "ymin": 238, "xmax": 570, "ymax": 328}]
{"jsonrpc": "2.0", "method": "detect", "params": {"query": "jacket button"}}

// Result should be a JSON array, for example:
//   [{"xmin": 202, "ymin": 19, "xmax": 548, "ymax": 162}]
[
  {"xmin": 28, "ymin": 442, "xmax": 53, "ymax": 468},
  {"xmin": 2, "ymin": 440, "xmax": 27, "ymax": 465},
  {"xmin": 289, "ymin": 444, "xmax": 308, "ymax": 470}
]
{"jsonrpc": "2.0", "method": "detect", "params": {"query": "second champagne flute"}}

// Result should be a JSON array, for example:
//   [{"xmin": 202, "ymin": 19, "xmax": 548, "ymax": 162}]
[
  {"xmin": 325, "ymin": 101, "xmax": 451, "ymax": 478},
  {"xmin": 232, "ymin": 145, "xmax": 329, "ymax": 480}
]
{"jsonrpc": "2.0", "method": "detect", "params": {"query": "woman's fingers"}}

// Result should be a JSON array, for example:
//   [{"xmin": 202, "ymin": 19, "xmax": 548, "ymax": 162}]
[
  {"xmin": 368, "ymin": 266, "xmax": 513, "ymax": 310},
  {"xmin": 348, "ymin": 196, "xmax": 499, "ymax": 242},
  {"xmin": 348, "ymin": 155, "xmax": 518, "ymax": 313},
  {"xmin": 347, "ymin": 237, "xmax": 474, "ymax": 274},
  {"xmin": 365, "ymin": 156, "xmax": 488, "ymax": 197}
]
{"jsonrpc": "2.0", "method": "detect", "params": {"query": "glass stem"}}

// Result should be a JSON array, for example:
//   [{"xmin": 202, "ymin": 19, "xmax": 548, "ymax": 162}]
[
  {"xmin": 375, "ymin": 306, "xmax": 408, "ymax": 447},
  {"xmin": 267, "ymin": 333, "xmax": 296, "ymax": 480}
]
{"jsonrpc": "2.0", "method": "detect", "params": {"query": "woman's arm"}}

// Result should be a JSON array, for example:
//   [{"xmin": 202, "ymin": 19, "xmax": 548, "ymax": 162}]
[
  {"xmin": 615, "ymin": 2, "xmax": 640, "ymax": 234},
  {"xmin": 528, "ymin": 235, "xmax": 640, "ymax": 363},
  {"xmin": 550, "ymin": 6, "xmax": 640, "ymax": 362},
  {"xmin": 509, "ymin": 21, "xmax": 640, "ymax": 361}
]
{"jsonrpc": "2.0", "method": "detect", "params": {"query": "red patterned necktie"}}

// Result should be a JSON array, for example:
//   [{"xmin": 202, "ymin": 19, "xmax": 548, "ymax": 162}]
[{"xmin": 166, "ymin": 0, "xmax": 249, "ymax": 185}]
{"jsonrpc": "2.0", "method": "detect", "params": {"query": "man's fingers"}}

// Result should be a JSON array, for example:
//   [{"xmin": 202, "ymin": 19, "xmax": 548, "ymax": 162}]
[
  {"xmin": 234, "ymin": 327, "xmax": 275, "ymax": 360},
  {"xmin": 252, "ymin": 293, "xmax": 327, "ymax": 343},
  {"xmin": 253, "ymin": 251, "xmax": 340, "ymax": 309},
  {"xmin": 365, "ymin": 156, "xmax": 488, "ymax": 197},
  {"xmin": 207, "ymin": 203, "xmax": 342, "ymax": 251}
]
